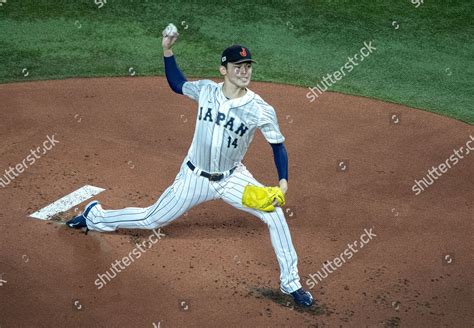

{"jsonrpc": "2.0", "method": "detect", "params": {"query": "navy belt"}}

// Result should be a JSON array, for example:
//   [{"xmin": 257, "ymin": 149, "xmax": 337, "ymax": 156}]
[{"xmin": 186, "ymin": 161, "xmax": 236, "ymax": 181}]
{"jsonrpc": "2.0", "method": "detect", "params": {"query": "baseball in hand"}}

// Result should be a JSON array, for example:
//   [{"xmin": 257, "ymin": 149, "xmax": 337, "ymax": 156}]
[{"xmin": 163, "ymin": 23, "xmax": 178, "ymax": 37}]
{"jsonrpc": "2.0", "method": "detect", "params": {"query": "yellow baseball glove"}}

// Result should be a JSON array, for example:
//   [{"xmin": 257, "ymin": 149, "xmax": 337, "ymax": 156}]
[{"xmin": 242, "ymin": 185, "xmax": 286, "ymax": 212}]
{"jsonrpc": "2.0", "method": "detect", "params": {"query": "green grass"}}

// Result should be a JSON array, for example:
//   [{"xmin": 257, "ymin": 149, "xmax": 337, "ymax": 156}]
[{"xmin": 1, "ymin": 0, "xmax": 472, "ymax": 124}]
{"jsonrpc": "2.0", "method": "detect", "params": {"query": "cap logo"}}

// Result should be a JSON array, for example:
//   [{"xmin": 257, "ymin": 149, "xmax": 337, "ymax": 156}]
[
  {"xmin": 239, "ymin": 47, "xmax": 247, "ymax": 57},
  {"xmin": 221, "ymin": 56, "xmax": 226, "ymax": 62}
]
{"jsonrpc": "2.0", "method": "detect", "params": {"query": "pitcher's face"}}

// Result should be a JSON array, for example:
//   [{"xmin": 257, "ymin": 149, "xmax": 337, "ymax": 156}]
[{"xmin": 221, "ymin": 62, "xmax": 253, "ymax": 88}]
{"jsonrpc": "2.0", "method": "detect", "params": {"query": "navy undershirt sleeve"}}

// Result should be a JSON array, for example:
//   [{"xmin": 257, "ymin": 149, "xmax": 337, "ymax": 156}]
[
  {"xmin": 164, "ymin": 55, "xmax": 187, "ymax": 94},
  {"xmin": 270, "ymin": 142, "xmax": 289, "ymax": 181}
]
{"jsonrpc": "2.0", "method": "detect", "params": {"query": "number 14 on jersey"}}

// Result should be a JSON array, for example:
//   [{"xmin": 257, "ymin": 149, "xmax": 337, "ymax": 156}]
[{"xmin": 227, "ymin": 136, "xmax": 238, "ymax": 148}]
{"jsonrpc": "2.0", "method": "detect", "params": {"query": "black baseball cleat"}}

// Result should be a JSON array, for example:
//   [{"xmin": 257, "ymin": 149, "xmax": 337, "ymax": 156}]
[
  {"xmin": 282, "ymin": 287, "xmax": 314, "ymax": 307},
  {"xmin": 66, "ymin": 201, "xmax": 99, "ymax": 229}
]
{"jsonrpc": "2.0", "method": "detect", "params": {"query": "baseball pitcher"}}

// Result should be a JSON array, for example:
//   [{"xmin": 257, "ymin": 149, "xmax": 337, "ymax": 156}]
[{"xmin": 67, "ymin": 24, "xmax": 313, "ymax": 307}]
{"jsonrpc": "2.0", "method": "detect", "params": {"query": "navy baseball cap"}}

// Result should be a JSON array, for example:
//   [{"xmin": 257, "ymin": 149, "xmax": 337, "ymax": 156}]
[{"xmin": 221, "ymin": 44, "xmax": 257, "ymax": 66}]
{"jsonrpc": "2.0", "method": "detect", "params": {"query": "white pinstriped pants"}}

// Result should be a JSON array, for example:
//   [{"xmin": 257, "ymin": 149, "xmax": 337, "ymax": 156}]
[{"xmin": 86, "ymin": 157, "xmax": 302, "ymax": 293}]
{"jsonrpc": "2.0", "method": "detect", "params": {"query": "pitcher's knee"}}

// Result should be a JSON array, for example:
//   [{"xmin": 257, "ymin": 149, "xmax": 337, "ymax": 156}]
[
  {"xmin": 142, "ymin": 212, "xmax": 179, "ymax": 230},
  {"xmin": 260, "ymin": 207, "xmax": 286, "ymax": 225},
  {"xmin": 141, "ymin": 217, "xmax": 162, "ymax": 230},
  {"xmin": 275, "ymin": 207, "xmax": 285, "ymax": 217}
]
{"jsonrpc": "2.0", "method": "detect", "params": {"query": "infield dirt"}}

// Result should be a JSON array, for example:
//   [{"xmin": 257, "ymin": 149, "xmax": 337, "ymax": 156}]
[{"xmin": 0, "ymin": 77, "xmax": 472, "ymax": 327}]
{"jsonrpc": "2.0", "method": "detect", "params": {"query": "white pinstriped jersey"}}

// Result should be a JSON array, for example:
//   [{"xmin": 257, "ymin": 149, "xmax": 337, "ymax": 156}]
[{"xmin": 182, "ymin": 80, "xmax": 285, "ymax": 173}]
